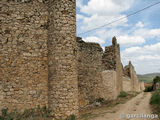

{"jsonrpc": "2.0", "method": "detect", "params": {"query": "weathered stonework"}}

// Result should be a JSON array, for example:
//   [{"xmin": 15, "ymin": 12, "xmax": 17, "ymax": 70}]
[
  {"xmin": 0, "ymin": 0, "xmax": 78, "ymax": 119},
  {"xmin": 123, "ymin": 61, "xmax": 141, "ymax": 92},
  {"xmin": 123, "ymin": 76, "xmax": 132, "ymax": 92},
  {"xmin": 77, "ymin": 37, "xmax": 124, "ymax": 105},
  {"xmin": 102, "ymin": 37, "xmax": 123, "ymax": 95},
  {"xmin": 140, "ymin": 82, "xmax": 145, "ymax": 91},
  {"xmin": 0, "ymin": 0, "xmax": 48, "ymax": 112},
  {"xmin": 0, "ymin": 1, "xmax": 142, "ymax": 119},
  {"xmin": 77, "ymin": 37, "xmax": 103, "ymax": 107},
  {"xmin": 47, "ymin": 0, "xmax": 78, "ymax": 119},
  {"xmin": 101, "ymin": 70, "xmax": 117, "ymax": 100}
]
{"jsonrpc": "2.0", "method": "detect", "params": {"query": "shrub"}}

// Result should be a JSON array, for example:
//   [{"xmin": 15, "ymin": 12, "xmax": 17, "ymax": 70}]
[
  {"xmin": 150, "ymin": 90, "xmax": 160, "ymax": 106},
  {"xmin": 65, "ymin": 114, "xmax": 76, "ymax": 120},
  {"xmin": 96, "ymin": 97, "xmax": 105, "ymax": 103},
  {"xmin": 144, "ymin": 86, "xmax": 153, "ymax": 92},
  {"xmin": 153, "ymin": 76, "xmax": 160, "ymax": 84},
  {"xmin": 119, "ymin": 91, "xmax": 128, "ymax": 97},
  {"xmin": 0, "ymin": 105, "xmax": 51, "ymax": 120}
]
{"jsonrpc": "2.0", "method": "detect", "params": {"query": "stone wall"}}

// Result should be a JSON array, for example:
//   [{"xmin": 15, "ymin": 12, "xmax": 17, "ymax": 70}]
[
  {"xmin": 123, "ymin": 76, "xmax": 132, "ymax": 92},
  {"xmin": 123, "ymin": 62, "xmax": 141, "ymax": 92},
  {"xmin": 0, "ymin": 0, "xmax": 48, "ymax": 112},
  {"xmin": 102, "ymin": 37, "xmax": 123, "ymax": 95},
  {"xmin": 0, "ymin": 0, "xmax": 78, "ymax": 119},
  {"xmin": 77, "ymin": 37, "xmax": 124, "ymax": 107},
  {"xmin": 101, "ymin": 70, "xmax": 117, "ymax": 100},
  {"xmin": 0, "ymin": 80, "xmax": 4, "ymax": 111},
  {"xmin": 0, "ymin": 1, "xmax": 141, "ymax": 119},
  {"xmin": 47, "ymin": 0, "xmax": 78, "ymax": 119},
  {"xmin": 140, "ymin": 82, "xmax": 145, "ymax": 91},
  {"xmin": 77, "ymin": 37, "xmax": 103, "ymax": 107}
]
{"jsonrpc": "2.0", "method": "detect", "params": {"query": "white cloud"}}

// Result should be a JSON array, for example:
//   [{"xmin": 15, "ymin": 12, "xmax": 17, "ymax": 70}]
[
  {"xmin": 77, "ymin": 0, "xmax": 133, "ymax": 32},
  {"xmin": 149, "ymin": 29, "xmax": 160, "ymax": 37},
  {"xmin": 84, "ymin": 36, "xmax": 105, "ymax": 45},
  {"xmin": 77, "ymin": 0, "xmax": 84, "ymax": 8},
  {"xmin": 122, "ymin": 42, "xmax": 160, "ymax": 74},
  {"xmin": 133, "ymin": 28, "xmax": 160, "ymax": 39},
  {"xmin": 81, "ymin": 14, "xmax": 128, "ymax": 31},
  {"xmin": 80, "ymin": 0, "xmax": 134, "ymax": 16},
  {"xmin": 117, "ymin": 35, "xmax": 145, "ymax": 46},
  {"xmin": 137, "ymin": 55, "xmax": 160, "ymax": 61},
  {"xmin": 136, "ymin": 21, "xmax": 144, "ymax": 28},
  {"xmin": 96, "ymin": 28, "xmax": 121, "ymax": 41},
  {"xmin": 123, "ymin": 46, "xmax": 141, "ymax": 53},
  {"xmin": 77, "ymin": 14, "xmax": 84, "ymax": 21}
]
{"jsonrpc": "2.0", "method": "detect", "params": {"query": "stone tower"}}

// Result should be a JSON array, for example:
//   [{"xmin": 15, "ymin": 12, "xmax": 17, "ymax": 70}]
[
  {"xmin": 0, "ymin": 0, "xmax": 78, "ymax": 119},
  {"xmin": 47, "ymin": 0, "xmax": 78, "ymax": 119}
]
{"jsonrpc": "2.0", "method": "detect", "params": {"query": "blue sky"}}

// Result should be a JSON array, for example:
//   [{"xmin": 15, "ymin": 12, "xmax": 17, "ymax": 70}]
[{"xmin": 76, "ymin": 0, "xmax": 160, "ymax": 74}]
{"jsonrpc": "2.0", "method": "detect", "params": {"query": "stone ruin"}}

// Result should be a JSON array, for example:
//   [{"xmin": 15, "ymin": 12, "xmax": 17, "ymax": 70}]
[
  {"xmin": 123, "ymin": 61, "xmax": 145, "ymax": 92},
  {"xmin": 0, "ymin": 0, "xmax": 144, "ymax": 119}
]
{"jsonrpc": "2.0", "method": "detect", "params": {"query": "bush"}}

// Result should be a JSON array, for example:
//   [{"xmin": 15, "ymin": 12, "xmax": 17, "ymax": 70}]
[
  {"xmin": 96, "ymin": 98, "xmax": 105, "ymax": 103},
  {"xmin": 153, "ymin": 76, "xmax": 160, "ymax": 84},
  {"xmin": 65, "ymin": 114, "xmax": 76, "ymax": 120},
  {"xmin": 119, "ymin": 91, "xmax": 128, "ymax": 97},
  {"xmin": 144, "ymin": 86, "xmax": 153, "ymax": 92},
  {"xmin": 0, "ymin": 105, "xmax": 51, "ymax": 120},
  {"xmin": 150, "ymin": 90, "xmax": 160, "ymax": 106}
]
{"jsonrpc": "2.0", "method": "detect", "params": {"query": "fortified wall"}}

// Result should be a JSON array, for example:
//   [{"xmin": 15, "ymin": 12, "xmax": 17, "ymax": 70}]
[
  {"xmin": 123, "ymin": 62, "xmax": 145, "ymax": 92},
  {"xmin": 77, "ymin": 37, "xmax": 123, "ymax": 107},
  {"xmin": 77, "ymin": 37, "xmax": 103, "ymax": 107},
  {"xmin": 0, "ymin": 0, "xmax": 49, "ymax": 113},
  {"xmin": 102, "ymin": 37, "xmax": 123, "ymax": 97},
  {"xmin": 0, "ymin": 0, "xmax": 78, "ymax": 119},
  {"xmin": 0, "ymin": 0, "xmax": 142, "ymax": 119}
]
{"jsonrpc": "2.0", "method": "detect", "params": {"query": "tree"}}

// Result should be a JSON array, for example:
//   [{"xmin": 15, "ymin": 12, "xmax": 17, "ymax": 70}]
[{"xmin": 153, "ymin": 76, "xmax": 160, "ymax": 84}]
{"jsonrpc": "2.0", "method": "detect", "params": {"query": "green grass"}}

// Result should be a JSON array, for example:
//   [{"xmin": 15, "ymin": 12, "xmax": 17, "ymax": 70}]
[
  {"xmin": 65, "ymin": 115, "xmax": 76, "ymax": 120},
  {"xmin": 118, "ymin": 91, "xmax": 128, "ymax": 98},
  {"xmin": 150, "ymin": 90, "xmax": 160, "ymax": 106}
]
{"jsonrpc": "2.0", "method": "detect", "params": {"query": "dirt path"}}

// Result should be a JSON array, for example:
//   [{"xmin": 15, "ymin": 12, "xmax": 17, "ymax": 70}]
[{"xmin": 82, "ymin": 92, "xmax": 157, "ymax": 120}]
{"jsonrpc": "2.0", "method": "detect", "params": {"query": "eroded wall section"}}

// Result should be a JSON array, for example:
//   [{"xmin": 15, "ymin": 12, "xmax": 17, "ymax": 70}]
[
  {"xmin": 77, "ymin": 37, "xmax": 124, "ymax": 105},
  {"xmin": 77, "ymin": 37, "xmax": 103, "ymax": 107},
  {"xmin": 123, "ymin": 62, "xmax": 141, "ymax": 92},
  {"xmin": 102, "ymin": 37, "xmax": 123, "ymax": 96}
]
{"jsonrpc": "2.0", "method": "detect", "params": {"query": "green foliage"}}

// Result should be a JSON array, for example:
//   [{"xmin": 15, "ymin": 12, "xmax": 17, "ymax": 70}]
[
  {"xmin": 96, "ymin": 97, "xmax": 105, "ymax": 103},
  {"xmin": 153, "ymin": 76, "xmax": 160, "ymax": 84},
  {"xmin": 119, "ymin": 91, "xmax": 128, "ymax": 97},
  {"xmin": 150, "ymin": 90, "xmax": 160, "ymax": 106},
  {"xmin": 0, "ymin": 105, "xmax": 51, "ymax": 120},
  {"xmin": 144, "ymin": 86, "xmax": 153, "ymax": 92},
  {"xmin": 89, "ymin": 97, "xmax": 106, "ymax": 104},
  {"xmin": 1, "ymin": 108, "xmax": 8, "ymax": 117},
  {"xmin": 65, "ymin": 114, "xmax": 76, "ymax": 120}
]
